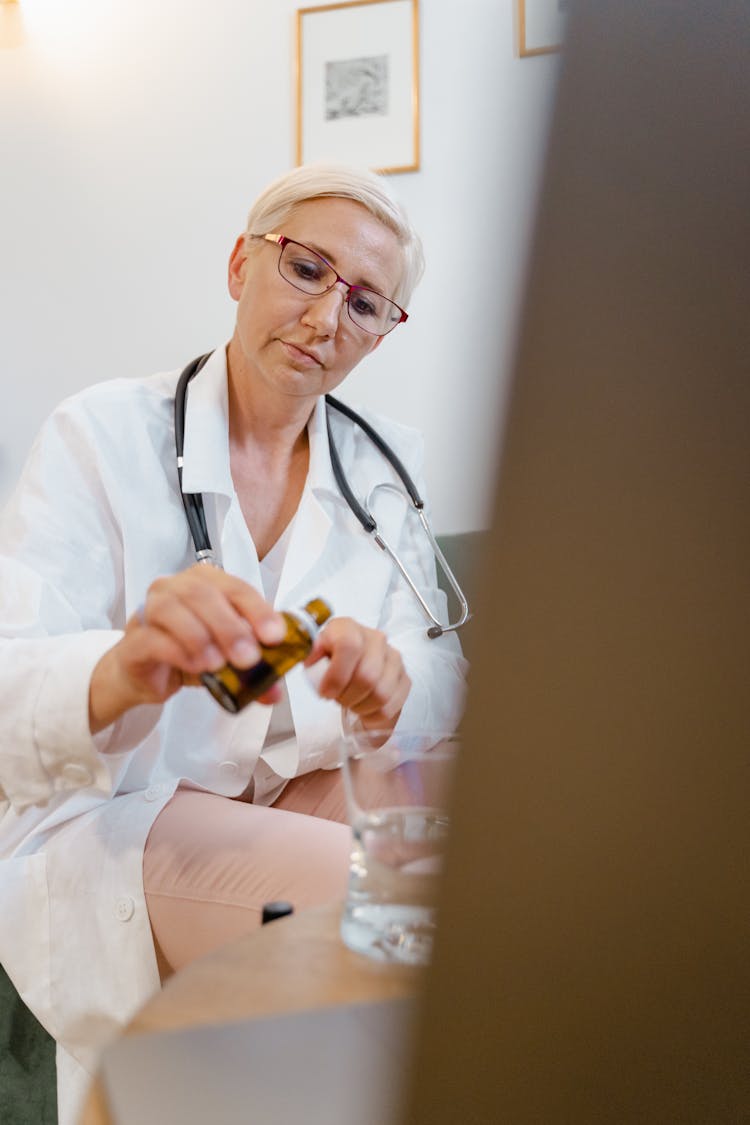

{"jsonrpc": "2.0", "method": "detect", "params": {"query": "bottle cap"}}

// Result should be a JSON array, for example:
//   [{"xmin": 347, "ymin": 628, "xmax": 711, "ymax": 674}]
[{"xmin": 304, "ymin": 597, "xmax": 333, "ymax": 627}]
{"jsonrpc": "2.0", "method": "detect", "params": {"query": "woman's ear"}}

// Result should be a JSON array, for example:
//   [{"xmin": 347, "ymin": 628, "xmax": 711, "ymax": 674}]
[{"xmin": 227, "ymin": 234, "xmax": 248, "ymax": 301}]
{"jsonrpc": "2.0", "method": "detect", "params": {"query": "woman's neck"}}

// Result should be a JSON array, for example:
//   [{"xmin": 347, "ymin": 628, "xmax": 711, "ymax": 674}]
[
  {"xmin": 226, "ymin": 348, "xmax": 316, "ymax": 458},
  {"xmin": 225, "ymin": 347, "xmax": 313, "ymax": 558}
]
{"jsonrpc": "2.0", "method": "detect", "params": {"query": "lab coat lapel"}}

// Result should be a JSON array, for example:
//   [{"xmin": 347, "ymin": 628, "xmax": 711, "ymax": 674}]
[
  {"xmin": 177, "ymin": 347, "xmax": 265, "ymax": 587},
  {"xmin": 179, "ymin": 348, "xmax": 234, "ymax": 498}
]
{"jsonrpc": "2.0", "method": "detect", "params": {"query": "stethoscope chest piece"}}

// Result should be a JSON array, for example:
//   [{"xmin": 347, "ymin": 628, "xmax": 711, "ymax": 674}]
[{"xmin": 361, "ymin": 482, "xmax": 469, "ymax": 638}]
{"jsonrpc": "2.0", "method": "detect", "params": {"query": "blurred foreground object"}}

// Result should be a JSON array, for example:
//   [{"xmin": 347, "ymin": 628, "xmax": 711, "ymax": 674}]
[{"xmin": 404, "ymin": 1, "xmax": 750, "ymax": 1122}]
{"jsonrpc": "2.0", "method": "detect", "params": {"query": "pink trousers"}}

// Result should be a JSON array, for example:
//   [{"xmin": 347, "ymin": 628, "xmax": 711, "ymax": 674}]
[{"xmin": 142, "ymin": 769, "xmax": 351, "ymax": 978}]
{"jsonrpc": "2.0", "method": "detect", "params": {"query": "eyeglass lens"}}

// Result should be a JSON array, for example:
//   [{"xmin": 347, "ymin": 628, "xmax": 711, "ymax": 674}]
[{"xmin": 278, "ymin": 240, "xmax": 402, "ymax": 336}]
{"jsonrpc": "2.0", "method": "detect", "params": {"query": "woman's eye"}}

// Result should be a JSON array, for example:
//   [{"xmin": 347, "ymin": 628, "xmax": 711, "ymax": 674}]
[
  {"xmin": 350, "ymin": 292, "xmax": 379, "ymax": 318},
  {"xmin": 291, "ymin": 258, "xmax": 325, "ymax": 282}
]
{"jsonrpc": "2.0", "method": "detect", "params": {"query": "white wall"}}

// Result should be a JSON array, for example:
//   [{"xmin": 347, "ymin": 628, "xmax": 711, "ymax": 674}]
[{"xmin": 0, "ymin": 0, "xmax": 558, "ymax": 532}]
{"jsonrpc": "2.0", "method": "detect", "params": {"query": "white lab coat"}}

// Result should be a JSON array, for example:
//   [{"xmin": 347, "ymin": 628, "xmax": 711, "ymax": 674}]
[{"xmin": 0, "ymin": 347, "xmax": 466, "ymax": 1125}]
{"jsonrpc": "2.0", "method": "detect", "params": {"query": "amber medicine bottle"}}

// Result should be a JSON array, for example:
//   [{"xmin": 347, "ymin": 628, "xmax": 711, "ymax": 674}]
[{"xmin": 201, "ymin": 597, "xmax": 333, "ymax": 714}]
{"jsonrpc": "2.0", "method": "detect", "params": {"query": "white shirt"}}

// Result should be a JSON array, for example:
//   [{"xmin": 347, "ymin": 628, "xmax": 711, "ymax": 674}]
[
  {"xmin": 255, "ymin": 519, "xmax": 297, "ymax": 805},
  {"xmin": 0, "ymin": 347, "xmax": 466, "ymax": 1125}
]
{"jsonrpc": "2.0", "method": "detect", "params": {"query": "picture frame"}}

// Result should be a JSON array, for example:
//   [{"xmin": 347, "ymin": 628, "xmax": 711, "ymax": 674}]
[
  {"xmin": 518, "ymin": 0, "xmax": 568, "ymax": 57},
  {"xmin": 296, "ymin": 0, "xmax": 420, "ymax": 175}
]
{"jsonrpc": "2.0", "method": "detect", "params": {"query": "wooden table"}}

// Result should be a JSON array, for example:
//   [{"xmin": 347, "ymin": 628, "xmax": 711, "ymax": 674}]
[{"xmin": 78, "ymin": 902, "xmax": 421, "ymax": 1125}]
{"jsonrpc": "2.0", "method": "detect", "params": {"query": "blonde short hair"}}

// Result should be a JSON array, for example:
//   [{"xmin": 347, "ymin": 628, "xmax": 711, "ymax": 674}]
[{"xmin": 244, "ymin": 163, "xmax": 424, "ymax": 308}]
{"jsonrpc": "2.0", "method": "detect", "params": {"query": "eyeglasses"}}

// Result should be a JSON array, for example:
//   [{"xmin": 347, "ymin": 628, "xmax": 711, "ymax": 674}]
[{"xmin": 257, "ymin": 233, "xmax": 408, "ymax": 337}]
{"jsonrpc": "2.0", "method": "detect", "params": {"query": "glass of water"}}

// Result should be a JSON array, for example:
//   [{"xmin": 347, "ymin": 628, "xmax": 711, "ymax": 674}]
[{"xmin": 339, "ymin": 723, "xmax": 460, "ymax": 966}]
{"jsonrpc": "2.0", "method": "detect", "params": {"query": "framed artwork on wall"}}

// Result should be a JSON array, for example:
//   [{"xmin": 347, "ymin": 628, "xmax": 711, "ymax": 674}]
[
  {"xmin": 518, "ymin": 0, "xmax": 568, "ymax": 57},
  {"xmin": 296, "ymin": 0, "xmax": 420, "ymax": 175}
]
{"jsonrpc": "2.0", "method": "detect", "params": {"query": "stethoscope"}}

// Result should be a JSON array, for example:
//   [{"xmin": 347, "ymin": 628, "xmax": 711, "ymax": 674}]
[{"xmin": 174, "ymin": 353, "xmax": 470, "ymax": 638}]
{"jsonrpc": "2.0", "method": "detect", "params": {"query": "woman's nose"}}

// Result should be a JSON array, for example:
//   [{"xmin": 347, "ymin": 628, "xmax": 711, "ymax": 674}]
[{"xmin": 302, "ymin": 284, "xmax": 347, "ymax": 335}]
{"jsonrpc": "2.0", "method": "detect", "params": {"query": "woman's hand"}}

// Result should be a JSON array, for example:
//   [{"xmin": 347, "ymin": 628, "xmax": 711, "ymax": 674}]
[
  {"xmin": 88, "ymin": 566, "xmax": 287, "ymax": 734},
  {"xmin": 305, "ymin": 617, "xmax": 411, "ymax": 736}
]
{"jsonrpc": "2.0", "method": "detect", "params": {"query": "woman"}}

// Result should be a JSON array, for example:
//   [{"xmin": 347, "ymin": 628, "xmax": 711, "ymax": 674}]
[{"xmin": 0, "ymin": 164, "xmax": 466, "ymax": 1124}]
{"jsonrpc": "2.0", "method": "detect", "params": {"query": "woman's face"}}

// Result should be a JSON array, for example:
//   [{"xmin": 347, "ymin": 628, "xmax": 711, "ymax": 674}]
[{"xmin": 227, "ymin": 196, "xmax": 404, "ymax": 405}]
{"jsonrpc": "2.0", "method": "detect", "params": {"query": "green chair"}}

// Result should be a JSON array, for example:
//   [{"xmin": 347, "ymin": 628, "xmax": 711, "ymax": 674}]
[{"xmin": 0, "ymin": 963, "xmax": 57, "ymax": 1124}]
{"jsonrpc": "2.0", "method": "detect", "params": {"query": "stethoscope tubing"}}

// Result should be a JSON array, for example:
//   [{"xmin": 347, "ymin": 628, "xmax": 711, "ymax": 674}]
[{"xmin": 174, "ymin": 352, "xmax": 214, "ymax": 562}]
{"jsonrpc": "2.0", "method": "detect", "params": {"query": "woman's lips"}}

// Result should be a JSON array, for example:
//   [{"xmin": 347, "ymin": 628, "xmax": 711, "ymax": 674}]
[{"xmin": 280, "ymin": 340, "xmax": 322, "ymax": 367}]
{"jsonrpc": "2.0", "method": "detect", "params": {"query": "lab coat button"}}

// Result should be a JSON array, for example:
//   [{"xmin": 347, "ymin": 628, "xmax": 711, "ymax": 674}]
[
  {"xmin": 219, "ymin": 760, "xmax": 239, "ymax": 776},
  {"xmin": 61, "ymin": 762, "xmax": 94, "ymax": 786},
  {"xmin": 115, "ymin": 897, "xmax": 135, "ymax": 922}
]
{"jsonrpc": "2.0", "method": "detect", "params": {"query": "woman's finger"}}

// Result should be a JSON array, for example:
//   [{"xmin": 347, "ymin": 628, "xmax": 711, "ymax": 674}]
[
  {"xmin": 334, "ymin": 633, "xmax": 390, "ymax": 710},
  {"xmin": 348, "ymin": 648, "xmax": 410, "ymax": 722},
  {"xmin": 138, "ymin": 566, "xmax": 286, "ymax": 668},
  {"xmin": 308, "ymin": 617, "xmax": 409, "ymax": 726},
  {"xmin": 309, "ymin": 618, "xmax": 368, "ymax": 699}
]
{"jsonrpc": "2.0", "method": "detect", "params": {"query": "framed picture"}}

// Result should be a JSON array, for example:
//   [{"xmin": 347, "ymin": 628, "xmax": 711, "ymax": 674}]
[
  {"xmin": 296, "ymin": 0, "xmax": 420, "ymax": 175},
  {"xmin": 518, "ymin": 0, "xmax": 568, "ymax": 57}
]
